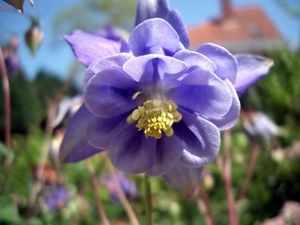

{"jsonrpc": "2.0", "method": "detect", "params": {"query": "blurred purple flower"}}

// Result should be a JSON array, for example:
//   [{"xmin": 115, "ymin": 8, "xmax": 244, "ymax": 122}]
[
  {"xmin": 102, "ymin": 171, "xmax": 138, "ymax": 202},
  {"xmin": 49, "ymin": 95, "xmax": 83, "ymax": 172},
  {"xmin": 3, "ymin": 35, "xmax": 20, "ymax": 75},
  {"xmin": 43, "ymin": 185, "xmax": 69, "ymax": 210},
  {"xmin": 241, "ymin": 110, "xmax": 284, "ymax": 144},
  {"xmin": 59, "ymin": 0, "xmax": 272, "ymax": 195},
  {"xmin": 4, "ymin": 51, "xmax": 19, "ymax": 74},
  {"xmin": 52, "ymin": 95, "xmax": 83, "ymax": 129},
  {"xmin": 234, "ymin": 54, "xmax": 273, "ymax": 97}
]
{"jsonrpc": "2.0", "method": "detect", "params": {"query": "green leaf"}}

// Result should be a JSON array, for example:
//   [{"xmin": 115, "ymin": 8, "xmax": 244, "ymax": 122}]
[
  {"xmin": 0, "ymin": 142, "xmax": 14, "ymax": 164},
  {"xmin": 0, "ymin": 142, "xmax": 7, "ymax": 156},
  {"xmin": 29, "ymin": 218, "xmax": 43, "ymax": 225},
  {"xmin": 0, "ymin": 204, "xmax": 22, "ymax": 224}
]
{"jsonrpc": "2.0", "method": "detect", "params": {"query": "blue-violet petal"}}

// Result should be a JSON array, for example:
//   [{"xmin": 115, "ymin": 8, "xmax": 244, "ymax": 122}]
[
  {"xmin": 129, "ymin": 18, "xmax": 181, "ymax": 56},
  {"xmin": 108, "ymin": 124, "xmax": 157, "ymax": 174},
  {"xmin": 163, "ymin": 164, "xmax": 202, "ymax": 197},
  {"xmin": 176, "ymin": 109, "xmax": 220, "ymax": 167},
  {"xmin": 205, "ymin": 80, "xmax": 240, "ymax": 130},
  {"xmin": 64, "ymin": 30, "xmax": 121, "ymax": 67},
  {"xmin": 84, "ymin": 68, "xmax": 140, "ymax": 118},
  {"xmin": 60, "ymin": 104, "xmax": 103, "ymax": 163},
  {"xmin": 146, "ymin": 135, "xmax": 182, "ymax": 176},
  {"xmin": 234, "ymin": 54, "xmax": 273, "ymax": 96},
  {"xmin": 196, "ymin": 43, "xmax": 237, "ymax": 83}
]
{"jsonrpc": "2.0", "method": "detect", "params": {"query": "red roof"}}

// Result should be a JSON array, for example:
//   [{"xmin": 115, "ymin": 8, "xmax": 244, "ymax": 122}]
[{"xmin": 188, "ymin": 5, "xmax": 284, "ymax": 52}]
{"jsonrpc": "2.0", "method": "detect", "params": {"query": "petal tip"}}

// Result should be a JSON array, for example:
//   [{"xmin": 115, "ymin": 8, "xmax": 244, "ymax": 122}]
[{"xmin": 265, "ymin": 58, "xmax": 274, "ymax": 67}]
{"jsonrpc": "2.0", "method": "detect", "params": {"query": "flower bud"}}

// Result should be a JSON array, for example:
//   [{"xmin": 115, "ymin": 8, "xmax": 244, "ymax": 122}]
[{"xmin": 25, "ymin": 24, "xmax": 43, "ymax": 55}]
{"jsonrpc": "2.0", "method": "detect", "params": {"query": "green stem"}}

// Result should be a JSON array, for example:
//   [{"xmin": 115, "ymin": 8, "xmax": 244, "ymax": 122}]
[{"xmin": 144, "ymin": 174, "xmax": 152, "ymax": 225}]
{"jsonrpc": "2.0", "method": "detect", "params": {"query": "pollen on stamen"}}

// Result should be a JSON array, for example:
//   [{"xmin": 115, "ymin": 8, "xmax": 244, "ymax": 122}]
[
  {"xmin": 126, "ymin": 109, "xmax": 140, "ymax": 124},
  {"xmin": 127, "ymin": 98, "xmax": 182, "ymax": 139},
  {"xmin": 132, "ymin": 91, "xmax": 142, "ymax": 100}
]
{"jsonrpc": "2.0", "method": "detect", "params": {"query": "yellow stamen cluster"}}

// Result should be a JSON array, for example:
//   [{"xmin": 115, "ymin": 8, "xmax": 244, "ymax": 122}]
[{"xmin": 127, "ymin": 99, "xmax": 182, "ymax": 139}]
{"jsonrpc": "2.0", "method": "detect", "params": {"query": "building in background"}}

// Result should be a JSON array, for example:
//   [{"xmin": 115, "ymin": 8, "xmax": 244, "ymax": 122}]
[{"xmin": 188, "ymin": 0, "xmax": 285, "ymax": 53}]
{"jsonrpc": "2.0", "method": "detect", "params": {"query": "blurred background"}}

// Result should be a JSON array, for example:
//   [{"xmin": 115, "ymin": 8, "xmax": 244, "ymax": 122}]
[{"xmin": 0, "ymin": 0, "xmax": 300, "ymax": 224}]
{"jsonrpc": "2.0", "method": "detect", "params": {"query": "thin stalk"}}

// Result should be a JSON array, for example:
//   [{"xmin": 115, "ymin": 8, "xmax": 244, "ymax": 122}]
[
  {"xmin": 144, "ymin": 174, "xmax": 152, "ymax": 225},
  {"xmin": 86, "ymin": 158, "xmax": 110, "ymax": 225},
  {"xmin": 223, "ymin": 130, "xmax": 239, "ymax": 225},
  {"xmin": 198, "ymin": 182, "xmax": 215, "ymax": 225},
  {"xmin": 0, "ymin": 47, "xmax": 12, "ymax": 196},
  {"xmin": 102, "ymin": 153, "xmax": 139, "ymax": 225},
  {"xmin": 24, "ymin": 102, "xmax": 57, "ymax": 224},
  {"xmin": 216, "ymin": 156, "xmax": 225, "ymax": 180},
  {"xmin": 238, "ymin": 143, "xmax": 260, "ymax": 200},
  {"xmin": 111, "ymin": 169, "xmax": 140, "ymax": 225}
]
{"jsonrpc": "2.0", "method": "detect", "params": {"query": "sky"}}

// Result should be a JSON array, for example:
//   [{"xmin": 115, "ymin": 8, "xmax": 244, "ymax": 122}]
[{"xmin": 0, "ymin": 0, "xmax": 299, "ymax": 82}]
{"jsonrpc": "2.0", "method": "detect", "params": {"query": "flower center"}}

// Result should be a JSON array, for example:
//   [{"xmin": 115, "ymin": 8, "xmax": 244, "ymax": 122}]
[{"xmin": 127, "ymin": 99, "xmax": 182, "ymax": 139}]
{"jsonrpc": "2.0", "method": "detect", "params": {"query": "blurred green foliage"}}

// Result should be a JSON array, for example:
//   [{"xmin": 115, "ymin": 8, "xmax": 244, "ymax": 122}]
[
  {"xmin": 0, "ymin": 70, "xmax": 79, "ymax": 137},
  {"xmin": 33, "ymin": 71, "xmax": 78, "ymax": 111},
  {"xmin": 0, "ymin": 71, "xmax": 42, "ymax": 135},
  {"xmin": 53, "ymin": 0, "xmax": 136, "ymax": 36},
  {"xmin": 0, "ymin": 47, "xmax": 300, "ymax": 224}
]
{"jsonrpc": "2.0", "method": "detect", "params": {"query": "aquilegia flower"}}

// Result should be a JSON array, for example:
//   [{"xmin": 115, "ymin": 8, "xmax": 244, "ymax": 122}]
[
  {"xmin": 43, "ymin": 185, "xmax": 70, "ymax": 210},
  {"xmin": 3, "ymin": 35, "xmax": 20, "ymax": 75},
  {"xmin": 241, "ymin": 110, "xmax": 284, "ymax": 144},
  {"xmin": 102, "ymin": 171, "xmax": 138, "ymax": 203},
  {"xmin": 60, "ymin": 0, "xmax": 272, "ymax": 195}
]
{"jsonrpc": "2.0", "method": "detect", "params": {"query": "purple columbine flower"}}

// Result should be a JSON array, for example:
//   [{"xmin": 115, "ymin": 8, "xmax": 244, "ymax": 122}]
[
  {"xmin": 3, "ymin": 35, "xmax": 20, "ymax": 75},
  {"xmin": 4, "ymin": 51, "xmax": 19, "ymax": 75},
  {"xmin": 102, "ymin": 171, "xmax": 138, "ymax": 203},
  {"xmin": 241, "ymin": 110, "xmax": 284, "ymax": 144},
  {"xmin": 59, "ymin": 0, "xmax": 273, "ymax": 195},
  {"xmin": 43, "ymin": 185, "xmax": 70, "ymax": 210}
]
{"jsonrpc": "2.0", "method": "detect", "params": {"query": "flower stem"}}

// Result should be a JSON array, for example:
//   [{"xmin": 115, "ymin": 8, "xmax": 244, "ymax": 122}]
[
  {"xmin": 216, "ymin": 156, "xmax": 225, "ymax": 180},
  {"xmin": 238, "ymin": 143, "xmax": 260, "ymax": 200},
  {"xmin": 111, "ymin": 169, "xmax": 140, "ymax": 225},
  {"xmin": 223, "ymin": 130, "xmax": 239, "ymax": 225},
  {"xmin": 102, "ymin": 153, "xmax": 140, "ymax": 225},
  {"xmin": 0, "ymin": 47, "xmax": 12, "ymax": 196},
  {"xmin": 144, "ymin": 174, "xmax": 152, "ymax": 225},
  {"xmin": 198, "ymin": 182, "xmax": 215, "ymax": 225},
  {"xmin": 86, "ymin": 158, "xmax": 110, "ymax": 225}
]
